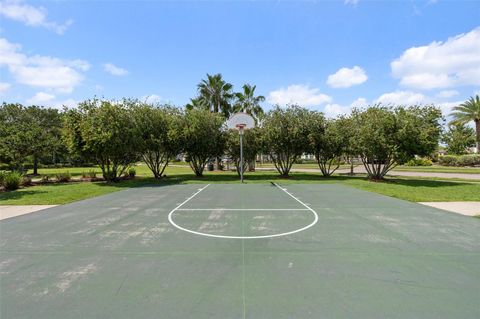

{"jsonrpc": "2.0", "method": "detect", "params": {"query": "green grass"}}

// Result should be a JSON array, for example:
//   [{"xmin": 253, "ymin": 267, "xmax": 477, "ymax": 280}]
[{"xmin": 1, "ymin": 165, "xmax": 479, "ymax": 205}]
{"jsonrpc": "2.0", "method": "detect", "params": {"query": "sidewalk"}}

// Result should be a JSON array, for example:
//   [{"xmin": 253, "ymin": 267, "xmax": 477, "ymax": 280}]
[
  {"xmin": 418, "ymin": 202, "xmax": 480, "ymax": 217},
  {"xmin": 0, "ymin": 205, "xmax": 57, "ymax": 220}
]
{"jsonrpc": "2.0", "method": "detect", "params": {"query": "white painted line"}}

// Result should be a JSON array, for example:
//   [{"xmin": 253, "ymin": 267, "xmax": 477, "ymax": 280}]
[
  {"xmin": 176, "ymin": 208, "xmax": 309, "ymax": 211},
  {"xmin": 167, "ymin": 183, "xmax": 319, "ymax": 239}
]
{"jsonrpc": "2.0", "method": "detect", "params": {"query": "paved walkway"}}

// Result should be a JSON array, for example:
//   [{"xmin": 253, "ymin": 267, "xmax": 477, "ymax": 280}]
[
  {"xmin": 0, "ymin": 205, "xmax": 57, "ymax": 220},
  {"xmin": 256, "ymin": 167, "xmax": 480, "ymax": 180},
  {"xmin": 418, "ymin": 202, "xmax": 480, "ymax": 216}
]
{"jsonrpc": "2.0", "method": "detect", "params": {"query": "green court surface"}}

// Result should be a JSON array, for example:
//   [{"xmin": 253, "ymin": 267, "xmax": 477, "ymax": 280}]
[{"xmin": 1, "ymin": 184, "xmax": 479, "ymax": 318}]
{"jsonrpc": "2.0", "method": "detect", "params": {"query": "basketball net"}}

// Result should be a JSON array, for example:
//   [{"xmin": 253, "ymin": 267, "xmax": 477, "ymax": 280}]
[{"xmin": 236, "ymin": 123, "xmax": 246, "ymax": 135}]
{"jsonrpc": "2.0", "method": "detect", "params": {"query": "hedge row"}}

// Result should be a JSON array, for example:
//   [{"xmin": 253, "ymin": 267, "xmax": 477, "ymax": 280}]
[{"xmin": 438, "ymin": 154, "xmax": 480, "ymax": 167}]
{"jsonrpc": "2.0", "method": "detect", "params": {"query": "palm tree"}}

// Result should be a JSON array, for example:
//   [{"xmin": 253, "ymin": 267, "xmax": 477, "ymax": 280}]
[
  {"xmin": 233, "ymin": 84, "xmax": 265, "ymax": 123},
  {"xmin": 185, "ymin": 97, "xmax": 209, "ymax": 111},
  {"xmin": 197, "ymin": 73, "xmax": 234, "ymax": 118},
  {"xmin": 451, "ymin": 95, "xmax": 480, "ymax": 153}
]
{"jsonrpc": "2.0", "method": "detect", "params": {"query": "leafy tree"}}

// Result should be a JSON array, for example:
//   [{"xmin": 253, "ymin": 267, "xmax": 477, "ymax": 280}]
[
  {"xmin": 133, "ymin": 104, "xmax": 184, "ymax": 178},
  {"xmin": 225, "ymin": 128, "xmax": 261, "ymax": 176},
  {"xmin": 63, "ymin": 98, "xmax": 141, "ymax": 181},
  {"xmin": 233, "ymin": 84, "xmax": 265, "ymax": 123},
  {"xmin": 185, "ymin": 97, "xmax": 209, "ymax": 111},
  {"xmin": 261, "ymin": 105, "xmax": 312, "ymax": 177},
  {"xmin": 197, "ymin": 73, "xmax": 234, "ymax": 118},
  {"xmin": 308, "ymin": 114, "xmax": 348, "ymax": 177},
  {"xmin": 336, "ymin": 116, "xmax": 359, "ymax": 175},
  {"xmin": 353, "ymin": 105, "xmax": 442, "ymax": 180},
  {"xmin": 443, "ymin": 123, "xmax": 476, "ymax": 155},
  {"xmin": 0, "ymin": 103, "xmax": 62, "ymax": 173},
  {"xmin": 451, "ymin": 95, "xmax": 480, "ymax": 153},
  {"xmin": 182, "ymin": 109, "xmax": 226, "ymax": 177}
]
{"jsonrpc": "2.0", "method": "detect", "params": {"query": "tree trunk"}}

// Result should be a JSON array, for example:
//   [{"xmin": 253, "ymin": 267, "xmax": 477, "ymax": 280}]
[
  {"xmin": 476, "ymin": 119, "xmax": 480, "ymax": 154},
  {"xmin": 33, "ymin": 156, "xmax": 38, "ymax": 175}
]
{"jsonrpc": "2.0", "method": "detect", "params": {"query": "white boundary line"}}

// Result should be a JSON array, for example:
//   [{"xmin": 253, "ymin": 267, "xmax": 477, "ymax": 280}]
[
  {"xmin": 176, "ymin": 208, "xmax": 309, "ymax": 211},
  {"xmin": 167, "ymin": 183, "xmax": 319, "ymax": 239}
]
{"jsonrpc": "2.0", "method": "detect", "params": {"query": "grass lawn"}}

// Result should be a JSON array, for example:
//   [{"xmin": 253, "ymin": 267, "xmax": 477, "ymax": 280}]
[{"xmin": 1, "ymin": 165, "xmax": 479, "ymax": 205}]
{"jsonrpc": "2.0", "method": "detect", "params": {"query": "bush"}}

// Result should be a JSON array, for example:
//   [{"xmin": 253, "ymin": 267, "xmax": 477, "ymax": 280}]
[
  {"xmin": 456, "ymin": 154, "xmax": 480, "ymax": 167},
  {"xmin": 0, "ymin": 171, "xmax": 6, "ymax": 186},
  {"xmin": 55, "ymin": 171, "xmax": 71, "ymax": 182},
  {"xmin": 128, "ymin": 168, "xmax": 136, "ymax": 178},
  {"xmin": 3, "ymin": 172, "xmax": 21, "ymax": 191},
  {"xmin": 404, "ymin": 158, "xmax": 433, "ymax": 166},
  {"xmin": 438, "ymin": 155, "xmax": 457, "ymax": 166},
  {"xmin": 41, "ymin": 175, "xmax": 51, "ymax": 183},
  {"xmin": 21, "ymin": 176, "xmax": 33, "ymax": 186},
  {"xmin": 438, "ymin": 154, "xmax": 480, "ymax": 167},
  {"xmin": 81, "ymin": 170, "xmax": 97, "ymax": 179}
]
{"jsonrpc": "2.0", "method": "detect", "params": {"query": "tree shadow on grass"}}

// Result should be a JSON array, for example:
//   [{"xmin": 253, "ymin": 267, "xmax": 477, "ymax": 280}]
[
  {"xmin": 382, "ymin": 178, "xmax": 473, "ymax": 188},
  {"xmin": 0, "ymin": 190, "xmax": 48, "ymax": 201}
]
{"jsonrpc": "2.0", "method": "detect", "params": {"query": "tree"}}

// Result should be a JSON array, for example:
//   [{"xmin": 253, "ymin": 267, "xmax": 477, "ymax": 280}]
[
  {"xmin": 225, "ymin": 128, "xmax": 261, "ymax": 176},
  {"xmin": 261, "ymin": 106, "xmax": 312, "ymax": 177},
  {"xmin": 233, "ymin": 84, "xmax": 265, "ymax": 123},
  {"xmin": 182, "ymin": 109, "xmax": 226, "ymax": 177},
  {"xmin": 62, "ymin": 98, "xmax": 141, "ymax": 181},
  {"xmin": 308, "ymin": 114, "xmax": 348, "ymax": 177},
  {"xmin": 197, "ymin": 73, "xmax": 234, "ymax": 118},
  {"xmin": 353, "ymin": 105, "xmax": 442, "ymax": 180},
  {"xmin": 443, "ymin": 123, "xmax": 476, "ymax": 155},
  {"xmin": 451, "ymin": 95, "xmax": 480, "ymax": 153},
  {"xmin": 0, "ymin": 103, "xmax": 62, "ymax": 173},
  {"xmin": 133, "ymin": 104, "xmax": 184, "ymax": 179}
]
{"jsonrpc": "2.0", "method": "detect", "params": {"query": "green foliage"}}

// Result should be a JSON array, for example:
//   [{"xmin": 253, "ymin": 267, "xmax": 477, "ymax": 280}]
[
  {"xmin": 439, "ymin": 154, "xmax": 480, "ymax": 167},
  {"xmin": 195, "ymin": 73, "xmax": 234, "ymax": 118},
  {"xmin": 352, "ymin": 105, "xmax": 442, "ymax": 180},
  {"xmin": 81, "ymin": 170, "xmax": 97, "ymax": 179},
  {"xmin": 261, "ymin": 106, "xmax": 313, "ymax": 176},
  {"xmin": 225, "ymin": 128, "xmax": 262, "ymax": 176},
  {"xmin": 233, "ymin": 84, "xmax": 265, "ymax": 123},
  {"xmin": 404, "ymin": 158, "xmax": 433, "ymax": 166},
  {"xmin": 308, "ymin": 115, "xmax": 348, "ymax": 176},
  {"xmin": 0, "ymin": 103, "xmax": 63, "ymax": 173},
  {"xmin": 133, "ymin": 104, "xmax": 183, "ymax": 179},
  {"xmin": 128, "ymin": 167, "xmax": 136, "ymax": 178},
  {"xmin": 183, "ymin": 109, "xmax": 226, "ymax": 177},
  {"xmin": 3, "ymin": 172, "xmax": 21, "ymax": 190},
  {"xmin": 55, "ymin": 171, "xmax": 71, "ymax": 182},
  {"xmin": 62, "ymin": 98, "xmax": 141, "ymax": 181},
  {"xmin": 443, "ymin": 123, "xmax": 476, "ymax": 155},
  {"xmin": 0, "ymin": 171, "xmax": 6, "ymax": 185},
  {"xmin": 451, "ymin": 95, "xmax": 480, "ymax": 153}
]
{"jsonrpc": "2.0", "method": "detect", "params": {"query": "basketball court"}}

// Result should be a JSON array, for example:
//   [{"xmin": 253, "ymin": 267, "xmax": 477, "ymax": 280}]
[{"xmin": 1, "ymin": 183, "xmax": 479, "ymax": 318}]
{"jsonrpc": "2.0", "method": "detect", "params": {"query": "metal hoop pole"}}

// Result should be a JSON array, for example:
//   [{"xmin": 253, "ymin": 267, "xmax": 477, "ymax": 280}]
[{"xmin": 239, "ymin": 130, "xmax": 244, "ymax": 183}]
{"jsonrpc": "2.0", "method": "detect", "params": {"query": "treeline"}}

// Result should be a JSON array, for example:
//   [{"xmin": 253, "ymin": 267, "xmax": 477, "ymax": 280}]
[{"xmin": 1, "ymin": 99, "xmax": 443, "ymax": 181}]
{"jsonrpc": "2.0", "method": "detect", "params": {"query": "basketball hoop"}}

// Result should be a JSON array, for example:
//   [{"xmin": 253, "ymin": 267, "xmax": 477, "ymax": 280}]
[{"xmin": 226, "ymin": 113, "xmax": 256, "ymax": 183}]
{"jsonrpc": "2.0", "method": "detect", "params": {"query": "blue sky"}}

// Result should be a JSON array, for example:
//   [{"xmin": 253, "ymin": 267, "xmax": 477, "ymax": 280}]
[{"xmin": 0, "ymin": 0, "xmax": 479, "ymax": 117}]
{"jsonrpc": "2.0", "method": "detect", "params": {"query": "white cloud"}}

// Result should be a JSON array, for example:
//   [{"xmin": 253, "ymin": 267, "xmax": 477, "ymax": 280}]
[
  {"xmin": 391, "ymin": 27, "xmax": 480, "ymax": 89},
  {"xmin": 376, "ymin": 91, "xmax": 427, "ymax": 105},
  {"xmin": 26, "ymin": 91, "xmax": 55, "ymax": 104},
  {"xmin": 436, "ymin": 100, "xmax": 462, "ymax": 115},
  {"xmin": 268, "ymin": 84, "xmax": 331, "ymax": 107},
  {"xmin": 437, "ymin": 90, "xmax": 459, "ymax": 98},
  {"xmin": 103, "ymin": 63, "xmax": 128, "ymax": 76},
  {"xmin": 0, "ymin": 37, "xmax": 88, "ymax": 93},
  {"xmin": 326, "ymin": 66, "xmax": 367, "ymax": 88},
  {"xmin": 323, "ymin": 98, "xmax": 367, "ymax": 118},
  {"xmin": 0, "ymin": 0, "xmax": 73, "ymax": 34},
  {"xmin": 344, "ymin": 0, "xmax": 359, "ymax": 5},
  {"xmin": 142, "ymin": 94, "xmax": 162, "ymax": 104},
  {"xmin": 0, "ymin": 81, "xmax": 11, "ymax": 94}
]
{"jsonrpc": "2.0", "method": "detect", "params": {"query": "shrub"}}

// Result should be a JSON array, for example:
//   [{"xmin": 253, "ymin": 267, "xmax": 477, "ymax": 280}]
[
  {"xmin": 21, "ymin": 176, "xmax": 33, "ymax": 186},
  {"xmin": 55, "ymin": 171, "xmax": 71, "ymax": 182},
  {"xmin": 4, "ymin": 172, "xmax": 21, "ymax": 191},
  {"xmin": 41, "ymin": 175, "xmax": 51, "ymax": 183},
  {"xmin": 81, "ymin": 170, "xmax": 97, "ymax": 179},
  {"xmin": 128, "ymin": 168, "xmax": 136, "ymax": 178},
  {"xmin": 438, "ymin": 155, "xmax": 457, "ymax": 166},
  {"xmin": 456, "ymin": 154, "xmax": 480, "ymax": 167},
  {"xmin": 0, "ymin": 171, "xmax": 6, "ymax": 186},
  {"xmin": 404, "ymin": 158, "xmax": 433, "ymax": 166}
]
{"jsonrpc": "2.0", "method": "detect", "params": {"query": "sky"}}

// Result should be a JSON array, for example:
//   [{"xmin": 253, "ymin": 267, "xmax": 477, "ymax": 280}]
[{"xmin": 0, "ymin": 0, "xmax": 479, "ymax": 118}]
